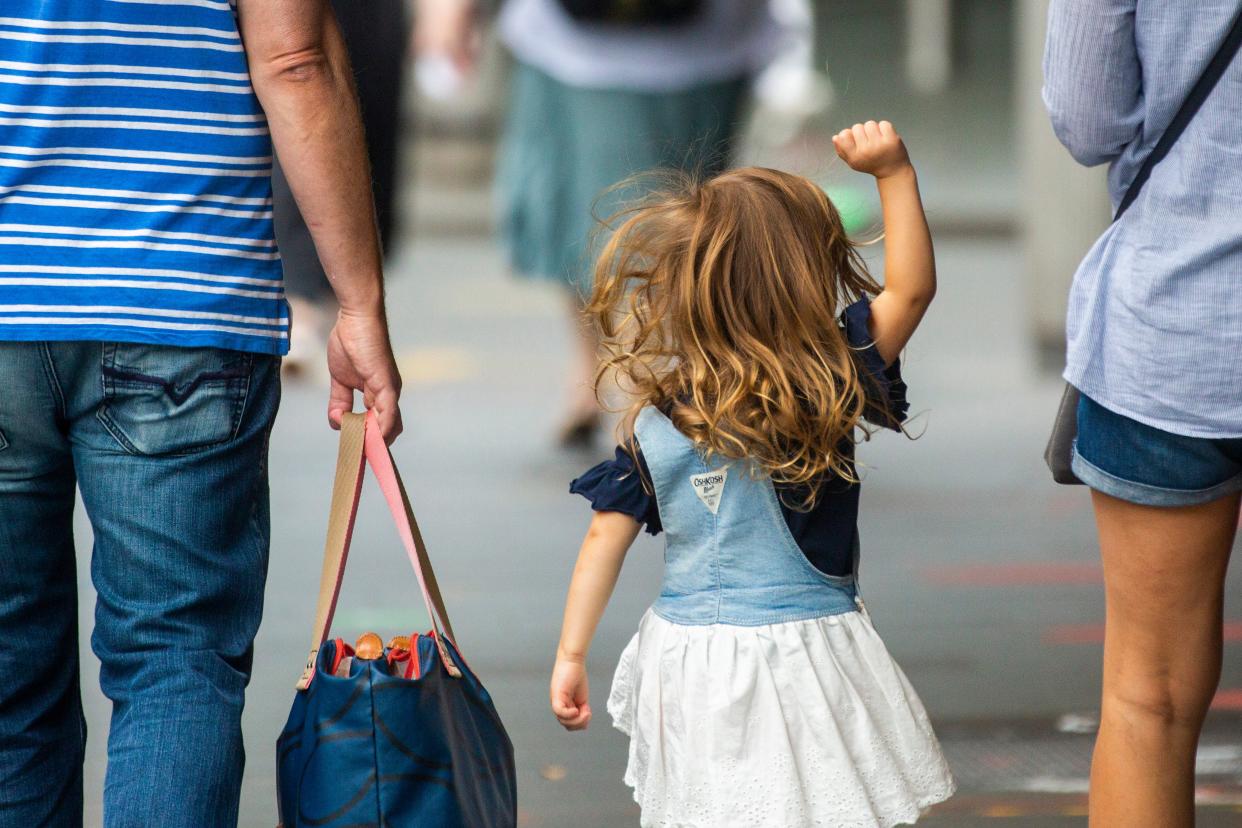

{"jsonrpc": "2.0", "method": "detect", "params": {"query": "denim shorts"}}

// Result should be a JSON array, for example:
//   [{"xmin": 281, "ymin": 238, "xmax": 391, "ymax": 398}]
[{"xmin": 1072, "ymin": 393, "xmax": 1242, "ymax": 507}]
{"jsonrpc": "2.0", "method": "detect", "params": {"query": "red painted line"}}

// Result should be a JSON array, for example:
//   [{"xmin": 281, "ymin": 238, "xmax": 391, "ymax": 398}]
[
  {"xmin": 1043, "ymin": 623, "xmax": 1105, "ymax": 645},
  {"xmin": 1045, "ymin": 621, "xmax": 1242, "ymax": 645},
  {"xmin": 925, "ymin": 793, "xmax": 1089, "ymax": 817},
  {"xmin": 1211, "ymin": 689, "xmax": 1242, "ymax": 711},
  {"xmin": 925, "ymin": 563, "xmax": 1102, "ymax": 587}
]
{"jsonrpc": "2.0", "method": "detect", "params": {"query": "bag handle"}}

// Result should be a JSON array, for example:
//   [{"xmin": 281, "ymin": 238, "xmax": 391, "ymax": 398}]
[{"xmin": 296, "ymin": 411, "xmax": 460, "ymax": 690}]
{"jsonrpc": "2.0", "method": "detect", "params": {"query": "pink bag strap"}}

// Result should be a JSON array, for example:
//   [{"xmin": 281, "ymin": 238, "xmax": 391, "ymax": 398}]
[
  {"xmin": 362, "ymin": 413, "xmax": 460, "ymax": 655},
  {"xmin": 296, "ymin": 411, "xmax": 460, "ymax": 690}
]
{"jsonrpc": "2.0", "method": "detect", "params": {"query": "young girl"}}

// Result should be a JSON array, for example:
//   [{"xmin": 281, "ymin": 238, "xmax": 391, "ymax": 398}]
[{"xmin": 551, "ymin": 121, "xmax": 955, "ymax": 827}]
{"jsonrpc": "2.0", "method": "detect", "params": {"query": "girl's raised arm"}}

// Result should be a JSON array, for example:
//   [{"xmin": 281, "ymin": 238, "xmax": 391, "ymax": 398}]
[
  {"xmin": 833, "ymin": 121, "xmax": 936, "ymax": 367},
  {"xmin": 551, "ymin": 511, "xmax": 642, "ymax": 731}
]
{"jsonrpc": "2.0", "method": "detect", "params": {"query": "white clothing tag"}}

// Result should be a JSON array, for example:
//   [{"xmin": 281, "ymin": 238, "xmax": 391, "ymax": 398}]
[{"xmin": 689, "ymin": 468, "xmax": 728, "ymax": 514}]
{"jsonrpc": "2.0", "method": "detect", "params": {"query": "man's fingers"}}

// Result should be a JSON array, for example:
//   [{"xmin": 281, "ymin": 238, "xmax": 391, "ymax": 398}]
[
  {"xmin": 327, "ymin": 377, "xmax": 355, "ymax": 430},
  {"xmin": 878, "ymin": 119, "xmax": 896, "ymax": 138},
  {"xmin": 372, "ymin": 387, "xmax": 403, "ymax": 445},
  {"xmin": 388, "ymin": 409, "xmax": 404, "ymax": 444}
]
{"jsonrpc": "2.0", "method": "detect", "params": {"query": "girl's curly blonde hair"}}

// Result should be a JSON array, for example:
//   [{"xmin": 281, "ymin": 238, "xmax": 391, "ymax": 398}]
[{"xmin": 587, "ymin": 166, "xmax": 892, "ymax": 504}]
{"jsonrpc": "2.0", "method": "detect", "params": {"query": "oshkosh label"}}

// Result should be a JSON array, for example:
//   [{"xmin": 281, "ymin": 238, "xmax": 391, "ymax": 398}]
[{"xmin": 689, "ymin": 468, "xmax": 728, "ymax": 514}]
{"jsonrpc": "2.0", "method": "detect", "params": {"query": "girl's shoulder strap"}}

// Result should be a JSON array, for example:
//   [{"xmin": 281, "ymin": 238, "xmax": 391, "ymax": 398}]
[
  {"xmin": 632, "ymin": 405, "xmax": 708, "ymax": 526},
  {"xmin": 633, "ymin": 405, "xmax": 699, "ymax": 480},
  {"xmin": 635, "ymin": 405, "xmax": 688, "ymax": 450}
]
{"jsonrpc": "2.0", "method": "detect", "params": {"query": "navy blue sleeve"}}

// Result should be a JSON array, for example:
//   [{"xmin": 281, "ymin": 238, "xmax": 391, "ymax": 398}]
[
  {"xmin": 569, "ymin": 444, "xmax": 663, "ymax": 535},
  {"xmin": 842, "ymin": 297, "xmax": 910, "ymax": 430}
]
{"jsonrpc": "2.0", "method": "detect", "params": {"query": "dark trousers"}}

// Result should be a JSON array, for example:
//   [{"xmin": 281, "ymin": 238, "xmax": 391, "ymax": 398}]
[{"xmin": 274, "ymin": 0, "xmax": 411, "ymax": 301}]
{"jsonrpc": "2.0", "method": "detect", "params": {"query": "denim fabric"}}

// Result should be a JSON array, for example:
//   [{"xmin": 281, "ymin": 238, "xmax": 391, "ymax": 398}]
[
  {"xmin": 1072, "ymin": 392, "xmax": 1242, "ymax": 507},
  {"xmin": 0, "ymin": 341, "xmax": 280, "ymax": 827},
  {"xmin": 635, "ymin": 407, "xmax": 859, "ymax": 627}
]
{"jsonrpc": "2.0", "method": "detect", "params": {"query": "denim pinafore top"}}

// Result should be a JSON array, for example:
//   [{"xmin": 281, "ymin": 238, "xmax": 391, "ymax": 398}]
[{"xmin": 635, "ymin": 407, "xmax": 860, "ymax": 626}]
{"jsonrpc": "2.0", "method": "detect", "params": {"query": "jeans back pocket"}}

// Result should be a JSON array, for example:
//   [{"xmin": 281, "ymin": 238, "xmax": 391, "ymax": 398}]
[{"xmin": 97, "ymin": 343, "xmax": 254, "ymax": 456}]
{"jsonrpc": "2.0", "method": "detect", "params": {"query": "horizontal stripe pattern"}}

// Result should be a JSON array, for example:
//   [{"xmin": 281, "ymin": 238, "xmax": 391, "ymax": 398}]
[{"xmin": 0, "ymin": 0, "xmax": 287, "ymax": 355}]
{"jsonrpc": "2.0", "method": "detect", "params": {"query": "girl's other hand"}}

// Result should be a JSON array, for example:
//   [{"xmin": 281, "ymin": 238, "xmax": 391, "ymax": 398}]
[
  {"xmin": 833, "ymin": 120, "xmax": 912, "ymax": 180},
  {"xmin": 550, "ymin": 656, "xmax": 592, "ymax": 731}
]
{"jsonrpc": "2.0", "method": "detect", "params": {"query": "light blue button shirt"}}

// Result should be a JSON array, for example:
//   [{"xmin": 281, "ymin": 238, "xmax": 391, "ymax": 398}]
[{"xmin": 1043, "ymin": 0, "xmax": 1242, "ymax": 438}]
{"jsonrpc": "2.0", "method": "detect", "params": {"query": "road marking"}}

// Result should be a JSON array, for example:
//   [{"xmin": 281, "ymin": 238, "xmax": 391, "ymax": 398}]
[
  {"xmin": 926, "ymin": 791, "xmax": 1242, "ymax": 817},
  {"xmin": 1046, "ymin": 621, "xmax": 1242, "ymax": 645},
  {"xmin": 982, "ymin": 805, "xmax": 1024, "ymax": 817},
  {"xmin": 925, "ymin": 562, "xmax": 1102, "ymax": 587},
  {"xmin": 1211, "ymin": 689, "xmax": 1242, "ymax": 711},
  {"xmin": 539, "ymin": 764, "xmax": 567, "ymax": 781},
  {"xmin": 1195, "ymin": 784, "xmax": 1242, "ymax": 806},
  {"xmin": 1043, "ymin": 623, "xmax": 1105, "ymax": 644},
  {"xmin": 396, "ymin": 347, "xmax": 479, "ymax": 385}
]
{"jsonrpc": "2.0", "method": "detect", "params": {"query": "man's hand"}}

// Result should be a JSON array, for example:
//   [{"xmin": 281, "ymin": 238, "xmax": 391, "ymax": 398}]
[
  {"xmin": 326, "ymin": 310, "xmax": 403, "ymax": 444},
  {"xmin": 833, "ymin": 120, "xmax": 912, "ymax": 179},
  {"xmin": 238, "ymin": 0, "xmax": 403, "ymax": 442}
]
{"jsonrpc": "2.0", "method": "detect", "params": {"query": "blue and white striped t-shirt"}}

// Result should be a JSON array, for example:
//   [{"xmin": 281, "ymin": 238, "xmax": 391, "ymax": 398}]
[{"xmin": 0, "ymin": 0, "xmax": 288, "ymax": 356}]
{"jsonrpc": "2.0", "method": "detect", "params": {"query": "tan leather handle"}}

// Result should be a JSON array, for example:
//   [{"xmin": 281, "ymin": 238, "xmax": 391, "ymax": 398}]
[
  {"xmin": 296, "ymin": 412, "xmax": 366, "ymax": 689},
  {"xmin": 296, "ymin": 411, "xmax": 460, "ymax": 690}
]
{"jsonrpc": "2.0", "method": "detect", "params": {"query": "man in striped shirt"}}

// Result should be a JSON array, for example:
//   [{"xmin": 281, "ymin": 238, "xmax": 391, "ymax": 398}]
[{"xmin": 0, "ymin": 1, "xmax": 402, "ymax": 825}]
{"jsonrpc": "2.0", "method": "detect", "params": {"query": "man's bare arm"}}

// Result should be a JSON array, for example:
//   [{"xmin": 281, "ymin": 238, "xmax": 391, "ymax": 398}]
[{"xmin": 236, "ymin": 0, "xmax": 403, "ymax": 441}]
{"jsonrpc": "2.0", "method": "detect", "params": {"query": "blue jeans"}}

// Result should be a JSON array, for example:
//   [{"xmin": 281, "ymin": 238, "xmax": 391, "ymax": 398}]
[
  {"xmin": 0, "ymin": 342, "xmax": 280, "ymax": 827},
  {"xmin": 1072, "ymin": 392, "xmax": 1242, "ymax": 507}
]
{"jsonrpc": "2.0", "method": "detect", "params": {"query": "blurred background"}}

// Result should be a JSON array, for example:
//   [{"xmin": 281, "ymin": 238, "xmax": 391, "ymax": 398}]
[{"xmin": 74, "ymin": 0, "xmax": 1242, "ymax": 825}]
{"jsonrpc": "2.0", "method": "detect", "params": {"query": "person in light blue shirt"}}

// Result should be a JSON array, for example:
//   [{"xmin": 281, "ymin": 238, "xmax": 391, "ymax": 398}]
[{"xmin": 1044, "ymin": 2, "xmax": 1242, "ymax": 825}]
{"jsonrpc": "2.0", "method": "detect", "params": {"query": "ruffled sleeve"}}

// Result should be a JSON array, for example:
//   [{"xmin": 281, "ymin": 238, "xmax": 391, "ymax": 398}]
[
  {"xmin": 569, "ymin": 443, "xmax": 663, "ymax": 535},
  {"xmin": 842, "ymin": 297, "xmax": 910, "ymax": 430}
]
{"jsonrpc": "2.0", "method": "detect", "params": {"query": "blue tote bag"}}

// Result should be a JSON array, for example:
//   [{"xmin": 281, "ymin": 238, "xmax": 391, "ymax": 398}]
[{"xmin": 277, "ymin": 411, "xmax": 517, "ymax": 827}]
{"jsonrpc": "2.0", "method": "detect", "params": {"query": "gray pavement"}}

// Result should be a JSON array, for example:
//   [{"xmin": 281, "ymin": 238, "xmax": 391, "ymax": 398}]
[
  {"xmin": 73, "ymin": 231, "xmax": 1242, "ymax": 826},
  {"xmin": 67, "ymin": 2, "xmax": 1242, "ymax": 822}
]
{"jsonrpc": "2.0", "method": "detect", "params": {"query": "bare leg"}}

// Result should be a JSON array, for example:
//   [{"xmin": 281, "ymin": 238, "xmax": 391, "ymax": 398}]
[
  {"xmin": 559, "ymin": 293, "xmax": 601, "ymax": 446},
  {"xmin": 1088, "ymin": 490, "xmax": 1238, "ymax": 827}
]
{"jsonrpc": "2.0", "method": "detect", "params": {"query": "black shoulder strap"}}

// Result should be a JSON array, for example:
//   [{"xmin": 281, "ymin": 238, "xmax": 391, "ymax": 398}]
[{"xmin": 1114, "ymin": 5, "xmax": 1242, "ymax": 221}]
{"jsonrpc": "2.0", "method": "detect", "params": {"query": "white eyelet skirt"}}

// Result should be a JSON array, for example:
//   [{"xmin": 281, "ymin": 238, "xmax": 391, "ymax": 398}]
[{"xmin": 607, "ymin": 608, "xmax": 956, "ymax": 828}]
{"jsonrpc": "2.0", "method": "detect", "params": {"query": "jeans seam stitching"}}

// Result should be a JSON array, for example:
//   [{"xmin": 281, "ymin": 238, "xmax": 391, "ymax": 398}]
[
  {"xmin": 38, "ymin": 341, "xmax": 67, "ymax": 421},
  {"xmin": 229, "ymin": 354, "xmax": 255, "ymax": 441}
]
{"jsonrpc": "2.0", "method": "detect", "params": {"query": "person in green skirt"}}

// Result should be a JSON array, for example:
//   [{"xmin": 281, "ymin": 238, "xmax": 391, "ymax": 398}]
[{"xmin": 489, "ymin": 0, "xmax": 793, "ymax": 446}]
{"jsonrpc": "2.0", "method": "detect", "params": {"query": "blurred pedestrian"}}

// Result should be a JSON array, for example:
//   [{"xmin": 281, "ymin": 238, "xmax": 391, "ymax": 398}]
[
  {"xmin": 486, "ymin": 0, "xmax": 792, "ymax": 447},
  {"xmin": 550, "ymin": 125, "xmax": 955, "ymax": 826},
  {"xmin": 275, "ymin": 0, "xmax": 413, "ymax": 377},
  {"xmin": 1044, "ymin": 3, "xmax": 1242, "ymax": 825},
  {"xmin": 0, "ymin": 1, "xmax": 400, "ymax": 824}
]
